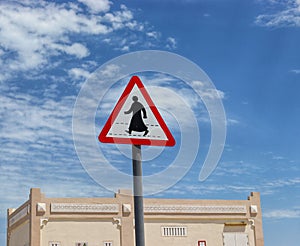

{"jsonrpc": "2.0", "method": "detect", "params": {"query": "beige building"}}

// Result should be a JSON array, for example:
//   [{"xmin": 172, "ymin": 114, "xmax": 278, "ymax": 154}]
[{"xmin": 7, "ymin": 188, "xmax": 264, "ymax": 246}]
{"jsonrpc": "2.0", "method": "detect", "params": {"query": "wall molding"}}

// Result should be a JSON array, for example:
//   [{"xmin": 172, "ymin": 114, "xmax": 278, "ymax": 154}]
[
  {"xmin": 51, "ymin": 203, "xmax": 119, "ymax": 214},
  {"xmin": 9, "ymin": 205, "xmax": 30, "ymax": 226},
  {"xmin": 144, "ymin": 205, "xmax": 247, "ymax": 214}
]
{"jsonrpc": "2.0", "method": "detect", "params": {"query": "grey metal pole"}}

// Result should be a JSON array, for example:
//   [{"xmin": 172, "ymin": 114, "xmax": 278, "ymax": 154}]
[{"xmin": 132, "ymin": 144, "xmax": 145, "ymax": 246}]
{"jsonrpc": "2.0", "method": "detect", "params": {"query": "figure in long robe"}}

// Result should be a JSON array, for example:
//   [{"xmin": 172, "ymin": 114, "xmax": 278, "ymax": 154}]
[{"xmin": 124, "ymin": 96, "xmax": 149, "ymax": 136}]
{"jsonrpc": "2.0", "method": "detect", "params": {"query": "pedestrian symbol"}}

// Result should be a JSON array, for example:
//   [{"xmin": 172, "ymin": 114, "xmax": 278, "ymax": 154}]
[
  {"xmin": 98, "ymin": 76, "xmax": 175, "ymax": 146},
  {"xmin": 125, "ymin": 96, "xmax": 149, "ymax": 136}
]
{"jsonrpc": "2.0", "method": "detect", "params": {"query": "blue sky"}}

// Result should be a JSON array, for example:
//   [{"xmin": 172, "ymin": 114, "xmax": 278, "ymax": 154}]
[{"xmin": 0, "ymin": 0, "xmax": 300, "ymax": 245}]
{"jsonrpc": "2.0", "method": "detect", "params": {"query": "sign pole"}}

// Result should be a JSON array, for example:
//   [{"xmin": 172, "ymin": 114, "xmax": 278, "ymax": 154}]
[
  {"xmin": 99, "ymin": 76, "xmax": 175, "ymax": 245},
  {"xmin": 132, "ymin": 144, "xmax": 145, "ymax": 246}
]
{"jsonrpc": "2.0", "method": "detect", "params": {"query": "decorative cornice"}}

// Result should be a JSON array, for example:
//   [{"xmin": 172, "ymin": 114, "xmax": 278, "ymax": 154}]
[
  {"xmin": 40, "ymin": 218, "xmax": 49, "ymax": 229},
  {"xmin": 250, "ymin": 205, "xmax": 258, "ymax": 214},
  {"xmin": 122, "ymin": 204, "xmax": 131, "ymax": 215},
  {"xmin": 248, "ymin": 219, "xmax": 255, "ymax": 229},
  {"xmin": 9, "ymin": 205, "xmax": 30, "ymax": 226},
  {"xmin": 37, "ymin": 203, "xmax": 46, "ymax": 213},
  {"xmin": 50, "ymin": 203, "xmax": 119, "ymax": 214},
  {"xmin": 144, "ymin": 205, "xmax": 247, "ymax": 214},
  {"xmin": 113, "ymin": 217, "xmax": 122, "ymax": 228}
]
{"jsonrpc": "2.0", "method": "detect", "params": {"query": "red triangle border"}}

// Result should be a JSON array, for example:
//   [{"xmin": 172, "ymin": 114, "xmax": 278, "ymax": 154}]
[{"xmin": 98, "ymin": 76, "xmax": 175, "ymax": 146}]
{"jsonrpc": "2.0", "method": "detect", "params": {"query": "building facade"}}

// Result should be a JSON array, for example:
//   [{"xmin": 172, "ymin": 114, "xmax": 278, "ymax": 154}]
[{"xmin": 7, "ymin": 188, "xmax": 264, "ymax": 246}]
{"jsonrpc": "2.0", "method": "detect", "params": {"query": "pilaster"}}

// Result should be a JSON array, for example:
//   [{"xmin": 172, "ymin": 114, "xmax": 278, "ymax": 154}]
[
  {"xmin": 7, "ymin": 208, "xmax": 14, "ymax": 246},
  {"xmin": 30, "ymin": 188, "xmax": 42, "ymax": 246},
  {"xmin": 249, "ymin": 192, "xmax": 264, "ymax": 246},
  {"xmin": 116, "ymin": 190, "xmax": 134, "ymax": 246}
]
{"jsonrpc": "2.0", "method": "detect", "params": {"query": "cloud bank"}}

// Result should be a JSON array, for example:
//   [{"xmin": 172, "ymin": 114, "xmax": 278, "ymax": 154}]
[{"xmin": 255, "ymin": 0, "xmax": 300, "ymax": 27}]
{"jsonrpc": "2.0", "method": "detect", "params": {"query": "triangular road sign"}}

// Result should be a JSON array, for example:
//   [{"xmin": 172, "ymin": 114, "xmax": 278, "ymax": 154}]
[{"xmin": 98, "ymin": 76, "xmax": 175, "ymax": 146}]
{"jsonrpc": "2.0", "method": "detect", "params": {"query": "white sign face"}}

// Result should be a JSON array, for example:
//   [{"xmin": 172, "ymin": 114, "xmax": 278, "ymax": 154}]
[
  {"xmin": 99, "ymin": 76, "xmax": 175, "ymax": 146},
  {"xmin": 107, "ymin": 84, "xmax": 168, "ymax": 141}
]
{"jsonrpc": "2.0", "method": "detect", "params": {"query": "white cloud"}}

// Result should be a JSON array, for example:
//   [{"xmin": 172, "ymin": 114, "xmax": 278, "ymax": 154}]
[
  {"xmin": 0, "ymin": 1, "xmax": 105, "ymax": 74},
  {"xmin": 0, "ymin": 83, "xmax": 115, "ymax": 219},
  {"xmin": 264, "ymin": 178, "xmax": 300, "ymax": 189},
  {"xmin": 100, "ymin": 64, "xmax": 121, "ymax": 77},
  {"xmin": 78, "ymin": 0, "xmax": 111, "ymax": 13},
  {"xmin": 191, "ymin": 80, "xmax": 225, "ymax": 100},
  {"xmin": 264, "ymin": 208, "xmax": 300, "ymax": 219},
  {"xmin": 161, "ymin": 183, "xmax": 258, "ymax": 197},
  {"xmin": 255, "ymin": 0, "xmax": 300, "ymax": 27},
  {"xmin": 166, "ymin": 37, "xmax": 177, "ymax": 49},
  {"xmin": 161, "ymin": 174, "xmax": 300, "ymax": 198},
  {"xmin": 202, "ymin": 88, "xmax": 225, "ymax": 100},
  {"xmin": 120, "ymin": 45, "xmax": 130, "ymax": 52},
  {"xmin": 69, "ymin": 67, "xmax": 91, "ymax": 81},
  {"xmin": 272, "ymin": 155, "xmax": 285, "ymax": 160},
  {"xmin": 50, "ymin": 43, "xmax": 90, "ymax": 58},
  {"xmin": 227, "ymin": 118, "xmax": 240, "ymax": 125},
  {"xmin": 0, "ymin": 93, "xmax": 74, "ymax": 144},
  {"xmin": 62, "ymin": 43, "xmax": 90, "ymax": 58},
  {"xmin": 290, "ymin": 69, "xmax": 300, "ymax": 74},
  {"xmin": 0, "ymin": 1, "xmax": 160, "ymax": 80},
  {"xmin": 103, "ymin": 4, "xmax": 136, "ymax": 30},
  {"xmin": 147, "ymin": 31, "xmax": 160, "ymax": 39}
]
